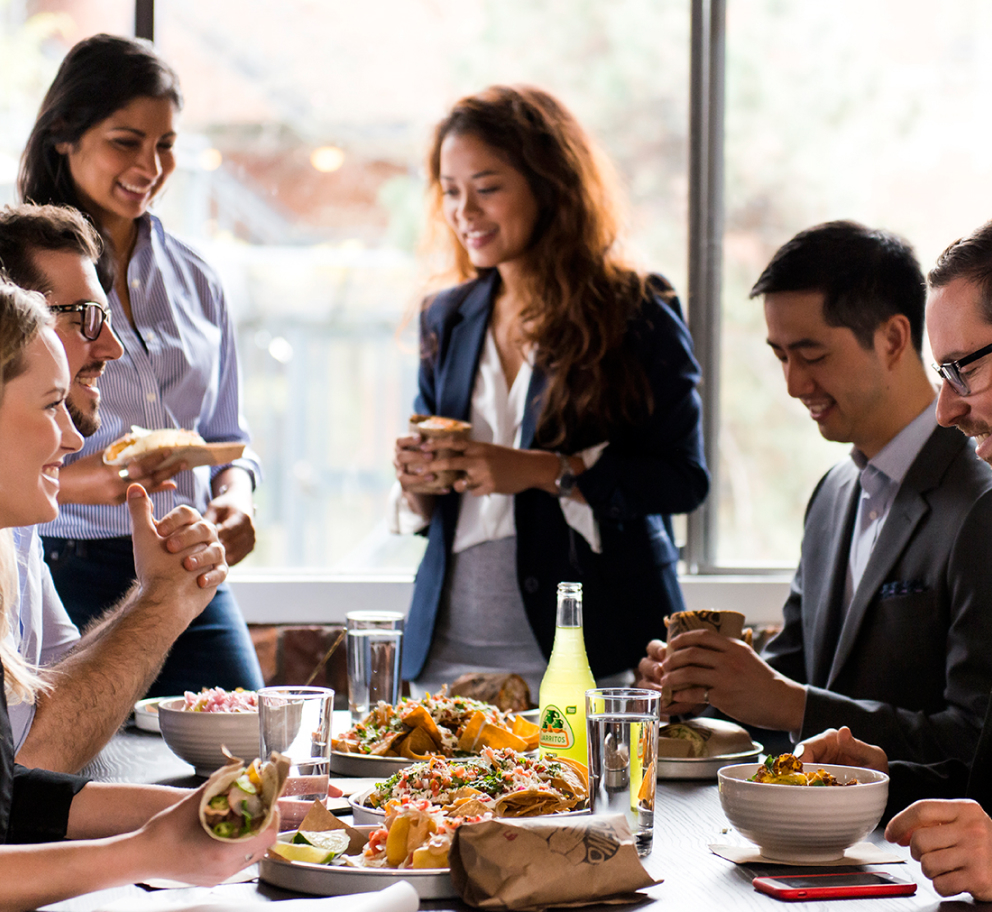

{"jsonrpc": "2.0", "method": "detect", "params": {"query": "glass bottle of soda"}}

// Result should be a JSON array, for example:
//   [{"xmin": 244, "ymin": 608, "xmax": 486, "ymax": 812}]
[{"xmin": 538, "ymin": 582, "xmax": 596, "ymax": 764}]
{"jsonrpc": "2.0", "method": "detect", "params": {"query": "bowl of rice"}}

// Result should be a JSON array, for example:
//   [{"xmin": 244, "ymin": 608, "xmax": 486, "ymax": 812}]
[{"xmin": 158, "ymin": 687, "xmax": 260, "ymax": 777}]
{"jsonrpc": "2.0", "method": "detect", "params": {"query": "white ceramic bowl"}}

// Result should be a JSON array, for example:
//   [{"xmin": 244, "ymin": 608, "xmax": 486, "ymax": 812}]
[
  {"xmin": 718, "ymin": 762, "xmax": 889, "ymax": 862},
  {"xmin": 157, "ymin": 697, "xmax": 260, "ymax": 776}
]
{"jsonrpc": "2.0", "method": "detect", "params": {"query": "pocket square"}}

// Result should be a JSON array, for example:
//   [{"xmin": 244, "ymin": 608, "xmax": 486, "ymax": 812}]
[{"xmin": 880, "ymin": 580, "xmax": 928, "ymax": 599}]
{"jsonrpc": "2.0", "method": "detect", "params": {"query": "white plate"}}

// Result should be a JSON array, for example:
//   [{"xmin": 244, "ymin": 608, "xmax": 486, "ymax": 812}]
[
  {"xmin": 133, "ymin": 696, "xmax": 176, "ymax": 733},
  {"xmin": 259, "ymin": 829, "xmax": 455, "ymax": 899},
  {"xmin": 656, "ymin": 741, "xmax": 763, "ymax": 780}
]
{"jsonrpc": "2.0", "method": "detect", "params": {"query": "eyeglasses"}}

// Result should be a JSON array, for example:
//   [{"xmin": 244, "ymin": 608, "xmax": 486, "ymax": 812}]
[
  {"xmin": 49, "ymin": 302, "xmax": 111, "ymax": 341},
  {"xmin": 933, "ymin": 340, "xmax": 992, "ymax": 396}
]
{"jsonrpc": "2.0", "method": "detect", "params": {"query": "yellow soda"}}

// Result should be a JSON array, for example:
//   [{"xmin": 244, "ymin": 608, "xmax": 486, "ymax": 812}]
[{"xmin": 538, "ymin": 582, "xmax": 596, "ymax": 764}]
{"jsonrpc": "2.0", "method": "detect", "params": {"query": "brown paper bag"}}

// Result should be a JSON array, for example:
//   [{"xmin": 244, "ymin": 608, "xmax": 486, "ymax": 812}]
[
  {"xmin": 662, "ymin": 610, "xmax": 751, "ymax": 707},
  {"xmin": 449, "ymin": 814, "xmax": 659, "ymax": 911},
  {"xmin": 409, "ymin": 413, "xmax": 471, "ymax": 493}
]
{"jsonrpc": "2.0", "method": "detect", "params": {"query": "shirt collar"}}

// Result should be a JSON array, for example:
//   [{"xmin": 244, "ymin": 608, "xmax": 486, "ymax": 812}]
[{"xmin": 850, "ymin": 398, "xmax": 937, "ymax": 483}]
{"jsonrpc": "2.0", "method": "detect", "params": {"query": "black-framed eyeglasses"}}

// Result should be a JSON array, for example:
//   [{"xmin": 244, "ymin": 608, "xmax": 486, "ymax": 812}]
[
  {"xmin": 49, "ymin": 302, "xmax": 111, "ymax": 341},
  {"xmin": 933, "ymin": 340, "xmax": 992, "ymax": 396}
]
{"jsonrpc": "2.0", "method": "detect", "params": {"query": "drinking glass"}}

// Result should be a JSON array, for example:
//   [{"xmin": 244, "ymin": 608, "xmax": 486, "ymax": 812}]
[
  {"xmin": 258, "ymin": 685, "xmax": 333, "ymax": 829},
  {"xmin": 346, "ymin": 611, "xmax": 404, "ymax": 721},
  {"xmin": 585, "ymin": 687, "xmax": 660, "ymax": 856}
]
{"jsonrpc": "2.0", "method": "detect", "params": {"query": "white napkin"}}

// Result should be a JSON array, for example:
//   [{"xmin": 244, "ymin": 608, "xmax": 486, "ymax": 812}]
[
  {"xmin": 709, "ymin": 841, "xmax": 904, "ymax": 866},
  {"xmin": 99, "ymin": 880, "xmax": 419, "ymax": 912}
]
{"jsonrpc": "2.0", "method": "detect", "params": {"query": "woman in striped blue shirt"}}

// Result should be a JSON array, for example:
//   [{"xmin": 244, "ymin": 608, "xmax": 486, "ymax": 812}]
[{"xmin": 18, "ymin": 34, "xmax": 264, "ymax": 696}]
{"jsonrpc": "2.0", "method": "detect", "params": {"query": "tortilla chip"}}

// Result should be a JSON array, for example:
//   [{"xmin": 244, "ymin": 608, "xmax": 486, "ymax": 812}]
[
  {"xmin": 369, "ymin": 730, "xmax": 406, "ymax": 756},
  {"xmin": 444, "ymin": 796, "xmax": 493, "ymax": 818},
  {"xmin": 553, "ymin": 757, "xmax": 590, "ymax": 796},
  {"xmin": 199, "ymin": 751, "xmax": 290, "ymax": 842},
  {"xmin": 494, "ymin": 790, "xmax": 566, "ymax": 818},
  {"xmin": 511, "ymin": 715, "xmax": 541, "ymax": 751},
  {"xmin": 399, "ymin": 705, "xmax": 445, "ymax": 747},
  {"xmin": 474, "ymin": 722, "xmax": 527, "ymax": 752},
  {"xmin": 399, "ymin": 726, "xmax": 438, "ymax": 760},
  {"xmin": 456, "ymin": 710, "xmax": 486, "ymax": 752}
]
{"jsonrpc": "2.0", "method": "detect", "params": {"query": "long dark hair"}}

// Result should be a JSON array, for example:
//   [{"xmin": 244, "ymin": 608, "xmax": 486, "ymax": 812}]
[
  {"xmin": 18, "ymin": 33, "xmax": 182, "ymax": 285},
  {"xmin": 427, "ymin": 86, "xmax": 654, "ymax": 449}
]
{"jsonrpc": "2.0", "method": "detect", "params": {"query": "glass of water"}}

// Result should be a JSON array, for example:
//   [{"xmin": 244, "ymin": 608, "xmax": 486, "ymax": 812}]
[
  {"xmin": 258, "ymin": 685, "xmax": 333, "ymax": 830},
  {"xmin": 585, "ymin": 688, "xmax": 660, "ymax": 857},
  {"xmin": 346, "ymin": 610, "xmax": 404, "ymax": 721}
]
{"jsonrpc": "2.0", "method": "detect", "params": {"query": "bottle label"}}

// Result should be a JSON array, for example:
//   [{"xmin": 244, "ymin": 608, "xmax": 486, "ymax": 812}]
[{"xmin": 539, "ymin": 704, "xmax": 575, "ymax": 750}]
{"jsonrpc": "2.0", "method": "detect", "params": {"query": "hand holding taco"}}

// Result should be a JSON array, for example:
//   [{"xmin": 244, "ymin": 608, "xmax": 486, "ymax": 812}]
[{"xmin": 199, "ymin": 751, "xmax": 290, "ymax": 841}]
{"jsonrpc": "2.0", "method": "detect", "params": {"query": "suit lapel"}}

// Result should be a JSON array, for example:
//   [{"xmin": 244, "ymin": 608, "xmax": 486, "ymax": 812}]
[
  {"xmin": 520, "ymin": 366, "xmax": 548, "ymax": 450},
  {"xmin": 808, "ymin": 471, "xmax": 860, "ymax": 687},
  {"xmin": 826, "ymin": 425, "xmax": 959, "ymax": 687},
  {"xmin": 435, "ymin": 273, "xmax": 497, "ymax": 421}
]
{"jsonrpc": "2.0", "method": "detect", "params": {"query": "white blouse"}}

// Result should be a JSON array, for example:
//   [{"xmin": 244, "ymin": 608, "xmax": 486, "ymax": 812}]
[{"xmin": 389, "ymin": 328, "xmax": 604, "ymax": 552}]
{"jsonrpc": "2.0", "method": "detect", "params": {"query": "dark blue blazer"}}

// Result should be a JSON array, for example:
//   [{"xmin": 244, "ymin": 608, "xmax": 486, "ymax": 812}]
[{"xmin": 402, "ymin": 271, "xmax": 709, "ymax": 681}]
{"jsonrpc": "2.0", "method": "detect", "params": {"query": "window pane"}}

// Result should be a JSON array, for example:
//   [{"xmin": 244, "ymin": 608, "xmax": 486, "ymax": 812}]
[{"xmin": 720, "ymin": 0, "xmax": 992, "ymax": 565}]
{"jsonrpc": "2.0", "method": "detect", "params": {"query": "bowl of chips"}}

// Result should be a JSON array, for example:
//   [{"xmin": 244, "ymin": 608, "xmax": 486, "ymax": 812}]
[
  {"xmin": 330, "ymin": 692, "xmax": 540, "ymax": 776},
  {"xmin": 349, "ymin": 747, "xmax": 589, "ymax": 825}
]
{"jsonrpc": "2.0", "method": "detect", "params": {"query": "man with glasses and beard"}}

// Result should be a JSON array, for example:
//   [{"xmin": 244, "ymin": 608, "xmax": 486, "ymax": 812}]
[
  {"xmin": 637, "ymin": 220, "xmax": 992, "ymax": 768},
  {"xmin": 0, "ymin": 203, "xmax": 229, "ymax": 773}
]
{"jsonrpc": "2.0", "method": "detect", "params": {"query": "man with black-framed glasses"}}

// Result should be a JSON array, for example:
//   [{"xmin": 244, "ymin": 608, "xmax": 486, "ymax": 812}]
[{"xmin": 0, "ymin": 202, "xmax": 229, "ymax": 773}]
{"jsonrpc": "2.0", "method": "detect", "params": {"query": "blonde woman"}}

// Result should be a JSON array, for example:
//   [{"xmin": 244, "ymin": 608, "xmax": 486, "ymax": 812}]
[{"xmin": 0, "ymin": 282, "xmax": 274, "ymax": 911}]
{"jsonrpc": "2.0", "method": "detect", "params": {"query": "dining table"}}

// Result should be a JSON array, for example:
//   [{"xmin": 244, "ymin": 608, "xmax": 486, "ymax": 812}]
[{"xmin": 36, "ymin": 716, "xmax": 984, "ymax": 912}]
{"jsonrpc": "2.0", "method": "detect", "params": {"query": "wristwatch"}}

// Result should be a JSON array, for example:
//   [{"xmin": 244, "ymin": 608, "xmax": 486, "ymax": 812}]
[{"xmin": 554, "ymin": 451, "xmax": 577, "ymax": 499}]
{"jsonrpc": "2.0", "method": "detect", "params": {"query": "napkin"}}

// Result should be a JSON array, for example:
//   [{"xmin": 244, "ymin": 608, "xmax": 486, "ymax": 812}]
[
  {"xmin": 709, "ymin": 841, "xmax": 904, "ymax": 866},
  {"xmin": 99, "ymin": 880, "xmax": 419, "ymax": 912}
]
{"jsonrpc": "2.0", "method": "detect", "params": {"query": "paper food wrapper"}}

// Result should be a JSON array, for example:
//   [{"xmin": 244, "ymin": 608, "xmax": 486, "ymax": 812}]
[
  {"xmin": 409, "ymin": 413, "xmax": 471, "ymax": 493},
  {"xmin": 199, "ymin": 751, "xmax": 290, "ymax": 842},
  {"xmin": 449, "ymin": 814, "xmax": 659, "ymax": 911},
  {"xmin": 103, "ymin": 426, "xmax": 245, "ymax": 472},
  {"xmin": 658, "ymin": 718, "xmax": 754, "ymax": 759},
  {"xmin": 662, "ymin": 610, "xmax": 751, "ymax": 707}
]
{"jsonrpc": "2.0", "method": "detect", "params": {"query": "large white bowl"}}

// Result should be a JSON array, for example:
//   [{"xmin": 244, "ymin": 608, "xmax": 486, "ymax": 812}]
[
  {"xmin": 718, "ymin": 762, "xmax": 889, "ymax": 862},
  {"xmin": 157, "ymin": 697, "xmax": 260, "ymax": 776}
]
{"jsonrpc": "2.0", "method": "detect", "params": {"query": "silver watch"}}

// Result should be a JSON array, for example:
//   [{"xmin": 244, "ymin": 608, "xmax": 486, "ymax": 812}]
[{"xmin": 554, "ymin": 451, "xmax": 576, "ymax": 498}]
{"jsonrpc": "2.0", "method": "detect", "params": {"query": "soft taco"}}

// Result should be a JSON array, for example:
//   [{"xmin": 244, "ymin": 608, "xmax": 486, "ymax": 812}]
[{"xmin": 199, "ymin": 751, "xmax": 290, "ymax": 841}]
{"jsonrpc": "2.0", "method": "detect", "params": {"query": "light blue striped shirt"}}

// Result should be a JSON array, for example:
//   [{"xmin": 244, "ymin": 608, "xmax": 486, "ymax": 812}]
[{"xmin": 41, "ymin": 214, "xmax": 261, "ymax": 539}]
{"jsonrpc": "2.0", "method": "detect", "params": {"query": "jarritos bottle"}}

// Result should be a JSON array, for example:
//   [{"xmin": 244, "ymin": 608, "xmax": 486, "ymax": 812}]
[{"xmin": 538, "ymin": 582, "xmax": 596, "ymax": 764}]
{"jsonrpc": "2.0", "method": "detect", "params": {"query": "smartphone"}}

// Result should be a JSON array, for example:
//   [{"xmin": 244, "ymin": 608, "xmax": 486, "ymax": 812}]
[{"xmin": 752, "ymin": 871, "xmax": 917, "ymax": 901}]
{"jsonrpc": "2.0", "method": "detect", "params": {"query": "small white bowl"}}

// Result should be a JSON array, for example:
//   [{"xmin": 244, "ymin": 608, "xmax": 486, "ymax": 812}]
[
  {"xmin": 157, "ymin": 697, "xmax": 260, "ymax": 776},
  {"xmin": 718, "ymin": 762, "xmax": 889, "ymax": 863}
]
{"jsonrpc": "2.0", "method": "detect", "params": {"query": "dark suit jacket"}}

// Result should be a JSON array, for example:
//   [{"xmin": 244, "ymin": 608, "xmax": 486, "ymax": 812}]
[
  {"xmin": 763, "ymin": 423, "xmax": 992, "ymax": 765},
  {"xmin": 402, "ymin": 271, "xmax": 709, "ymax": 681}
]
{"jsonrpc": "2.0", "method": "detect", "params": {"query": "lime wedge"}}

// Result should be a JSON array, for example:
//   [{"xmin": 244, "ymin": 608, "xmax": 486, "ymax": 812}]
[
  {"xmin": 269, "ymin": 843, "xmax": 337, "ymax": 865},
  {"xmin": 295, "ymin": 830, "xmax": 350, "ymax": 856}
]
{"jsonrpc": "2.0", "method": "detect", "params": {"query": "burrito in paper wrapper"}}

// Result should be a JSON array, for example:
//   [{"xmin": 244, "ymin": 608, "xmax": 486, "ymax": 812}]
[
  {"xmin": 409, "ymin": 414, "xmax": 471, "ymax": 493},
  {"xmin": 658, "ymin": 717, "xmax": 754, "ymax": 759},
  {"xmin": 199, "ymin": 751, "xmax": 290, "ymax": 841},
  {"xmin": 662, "ymin": 610, "xmax": 751, "ymax": 707},
  {"xmin": 449, "ymin": 814, "xmax": 659, "ymax": 911}
]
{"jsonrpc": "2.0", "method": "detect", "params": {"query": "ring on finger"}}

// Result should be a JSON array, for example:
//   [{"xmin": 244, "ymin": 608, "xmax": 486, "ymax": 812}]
[{"xmin": 702, "ymin": 688, "xmax": 710, "ymax": 704}]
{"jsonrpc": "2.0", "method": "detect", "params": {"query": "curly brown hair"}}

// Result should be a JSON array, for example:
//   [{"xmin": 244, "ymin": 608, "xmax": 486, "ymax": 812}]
[{"xmin": 426, "ymin": 85, "xmax": 662, "ymax": 449}]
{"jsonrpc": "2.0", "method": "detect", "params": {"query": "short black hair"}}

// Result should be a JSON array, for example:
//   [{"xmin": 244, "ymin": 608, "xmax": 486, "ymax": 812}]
[
  {"xmin": 750, "ymin": 220, "xmax": 926, "ymax": 354},
  {"xmin": 929, "ymin": 220, "xmax": 992, "ymax": 324},
  {"xmin": 0, "ymin": 203, "xmax": 103, "ymax": 293}
]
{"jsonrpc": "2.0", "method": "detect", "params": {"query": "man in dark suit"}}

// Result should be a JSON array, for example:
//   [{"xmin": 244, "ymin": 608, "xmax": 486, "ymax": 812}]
[
  {"xmin": 637, "ymin": 221, "xmax": 992, "ymax": 766},
  {"xmin": 799, "ymin": 219, "xmax": 992, "ymax": 904}
]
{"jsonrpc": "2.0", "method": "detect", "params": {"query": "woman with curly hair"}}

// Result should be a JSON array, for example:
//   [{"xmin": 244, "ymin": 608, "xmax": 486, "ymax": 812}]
[{"xmin": 393, "ymin": 85, "xmax": 709, "ymax": 697}]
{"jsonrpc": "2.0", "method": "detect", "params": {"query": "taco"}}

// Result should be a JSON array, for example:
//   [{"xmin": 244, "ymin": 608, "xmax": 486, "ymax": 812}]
[{"xmin": 199, "ymin": 751, "xmax": 290, "ymax": 841}]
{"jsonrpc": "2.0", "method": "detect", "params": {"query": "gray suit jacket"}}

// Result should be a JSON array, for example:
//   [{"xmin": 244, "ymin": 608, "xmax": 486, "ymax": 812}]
[{"xmin": 763, "ymin": 423, "xmax": 992, "ymax": 765}]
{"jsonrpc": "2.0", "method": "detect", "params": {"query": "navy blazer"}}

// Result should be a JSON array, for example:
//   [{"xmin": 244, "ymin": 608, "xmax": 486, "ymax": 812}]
[{"xmin": 402, "ymin": 271, "xmax": 709, "ymax": 681}]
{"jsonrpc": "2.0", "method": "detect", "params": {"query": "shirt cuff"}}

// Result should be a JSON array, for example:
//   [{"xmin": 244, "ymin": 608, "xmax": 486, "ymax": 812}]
[
  {"xmin": 557, "ymin": 442, "xmax": 608, "ymax": 554},
  {"xmin": 387, "ymin": 481, "xmax": 430, "ymax": 535}
]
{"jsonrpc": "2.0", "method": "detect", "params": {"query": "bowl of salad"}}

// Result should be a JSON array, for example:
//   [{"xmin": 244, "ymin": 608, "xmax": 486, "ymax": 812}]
[{"xmin": 158, "ymin": 687, "xmax": 260, "ymax": 776}]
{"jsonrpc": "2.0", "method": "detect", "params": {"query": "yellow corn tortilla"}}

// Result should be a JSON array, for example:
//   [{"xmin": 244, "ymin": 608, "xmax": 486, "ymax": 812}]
[{"xmin": 199, "ymin": 750, "xmax": 290, "ymax": 842}]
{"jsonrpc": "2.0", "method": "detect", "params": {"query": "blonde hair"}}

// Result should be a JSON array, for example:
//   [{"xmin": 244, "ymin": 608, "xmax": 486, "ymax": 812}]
[{"xmin": 0, "ymin": 280, "xmax": 54, "ymax": 703}]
